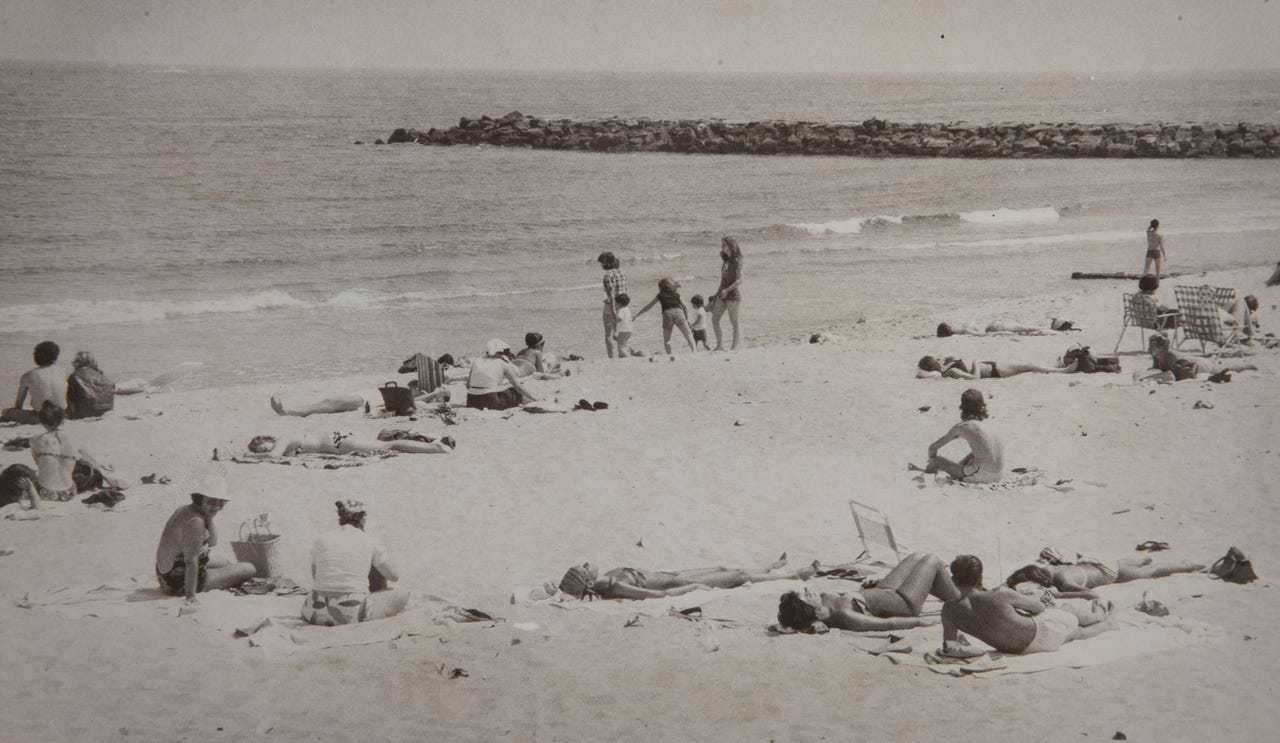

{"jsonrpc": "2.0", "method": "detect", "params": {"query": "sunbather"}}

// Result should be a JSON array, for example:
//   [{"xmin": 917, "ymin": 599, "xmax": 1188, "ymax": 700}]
[
  {"xmin": 935, "ymin": 319, "xmax": 1073, "ymax": 337},
  {"xmin": 559, "ymin": 553, "xmax": 815, "ymax": 600},
  {"xmin": 3, "ymin": 341, "xmax": 67, "ymax": 424},
  {"xmin": 271, "ymin": 385, "xmax": 450, "ymax": 418},
  {"xmin": 466, "ymin": 339, "xmax": 538, "ymax": 410},
  {"xmin": 1135, "ymin": 333, "xmax": 1257, "ymax": 382},
  {"xmin": 246, "ymin": 432, "xmax": 454, "ymax": 456},
  {"xmin": 916, "ymin": 355, "xmax": 1077, "ymax": 379},
  {"xmin": 302, "ymin": 499, "xmax": 409, "ymax": 626},
  {"xmin": 941, "ymin": 555, "xmax": 1115, "ymax": 656},
  {"xmin": 0, "ymin": 463, "xmax": 40, "ymax": 510},
  {"xmin": 1002, "ymin": 565, "xmax": 1114, "ymax": 627},
  {"xmin": 512, "ymin": 333, "xmax": 569, "ymax": 379},
  {"xmin": 775, "ymin": 552, "xmax": 961, "ymax": 632},
  {"xmin": 155, "ymin": 484, "xmax": 256, "ymax": 603},
  {"xmin": 1005, "ymin": 555, "xmax": 1204, "ymax": 601},
  {"xmin": 911, "ymin": 389, "xmax": 1004, "ymax": 483},
  {"xmin": 29, "ymin": 402, "xmax": 124, "ymax": 500}
]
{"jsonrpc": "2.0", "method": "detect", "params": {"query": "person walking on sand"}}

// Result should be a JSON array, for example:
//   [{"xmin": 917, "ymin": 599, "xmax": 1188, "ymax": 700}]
[
  {"xmin": 598, "ymin": 251, "xmax": 628, "ymax": 358},
  {"xmin": 1143, "ymin": 219, "xmax": 1166, "ymax": 278},
  {"xmin": 711, "ymin": 236, "xmax": 743, "ymax": 350},
  {"xmin": 911, "ymin": 389, "xmax": 1004, "ymax": 483},
  {"xmin": 633, "ymin": 278, "xmax": 697, "ymax": 354}
]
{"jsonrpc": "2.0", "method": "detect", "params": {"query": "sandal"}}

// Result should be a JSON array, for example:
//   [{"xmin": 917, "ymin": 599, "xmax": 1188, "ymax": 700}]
[{"xmin": 1135, "ymin": 541, "xmax": 1170, "ymax": 552}]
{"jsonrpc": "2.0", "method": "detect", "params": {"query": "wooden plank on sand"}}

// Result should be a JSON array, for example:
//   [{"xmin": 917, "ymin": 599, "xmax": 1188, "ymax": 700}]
[{"xmin": 1070, "ymin": 271, "xmax": 1190, "ymax": 280}]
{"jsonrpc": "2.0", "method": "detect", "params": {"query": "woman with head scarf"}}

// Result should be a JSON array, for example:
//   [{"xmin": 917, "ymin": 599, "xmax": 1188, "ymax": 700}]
[
  {"xmin": 302, "ymin": 500, "xmax": 409, "ymax": 626},
  {"xmin": 465, "ymin": 339, "xmax": 538, "ymax": 410}
]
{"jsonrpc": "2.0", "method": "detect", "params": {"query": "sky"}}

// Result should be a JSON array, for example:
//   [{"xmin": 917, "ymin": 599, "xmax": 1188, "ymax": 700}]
[{"xmin": 1, "ymin": 0, "xmax": 1277, "ymax": 73}]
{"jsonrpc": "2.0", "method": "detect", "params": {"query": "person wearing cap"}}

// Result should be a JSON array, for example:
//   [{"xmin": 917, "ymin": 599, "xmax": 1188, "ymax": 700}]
[
  {"xmin": 154, "ymin": 480, "xmax": 255, "ymax": 602},
  {"xmin": 913, "ymin": 389, "xmax": 1004, "ymax": 484},
  {"xmin": 512, "ymin": 332, "xmax": 567, "ymax": 379},
  {"xmin": 598, "ymin": 251, "xmax": 628, "ymax": 358},
  {"xmin": 465, "ymin": 339, "xmax": 538, "ymax": 410},
  {"xmin": 302, "ymin": 500, "xmax": 408, "ymax": 626}
]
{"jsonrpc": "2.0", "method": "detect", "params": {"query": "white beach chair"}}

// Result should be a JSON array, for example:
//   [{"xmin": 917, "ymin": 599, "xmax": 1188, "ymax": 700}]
[
  {"xmin": 1114, "ymin": 293, "xmax": 1180, "ymax": 353},
  {"xmin": 848, "ymin": 499, "xmax": 901, "ymax": 565}
]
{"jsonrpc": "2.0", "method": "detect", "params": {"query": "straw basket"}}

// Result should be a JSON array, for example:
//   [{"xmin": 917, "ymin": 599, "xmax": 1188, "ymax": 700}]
[{"xmin": 230, "ymin": 515, "xmax": 283, "ymax": 579}]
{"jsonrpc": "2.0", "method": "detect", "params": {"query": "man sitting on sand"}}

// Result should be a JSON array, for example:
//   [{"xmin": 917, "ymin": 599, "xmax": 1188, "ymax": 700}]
[
  {"xmin": 916, "ymin": 356, "xmax": 1077, "ymax": 379},
  {"xmin": 155, "ymin": 479, "xmax": 256, "ymax": 603},
  {"xmin": 911, "ymin": 389, "xmax": 1003, "ymax": 483},
  {"xmin": 2, "ymin": 341, "xmax": 67, "ymax": 425},
  {"xmin": 935, "ymin": 319, "xmax": 1074, "ymax": 337},
  {"xmin": 775, "ymin": 552, "xmax": 961, "ymax": 632},
  {"xmin": 941, "ymin": 555, "xmax": 1115, "ymax": 656},
  {"xmin": 1005, "ymin": 553, "xmax": 1205, "ymax": 601},
  {"xmin": 302, "ymin": 500, "xmax": 410, "ymax": 626}
]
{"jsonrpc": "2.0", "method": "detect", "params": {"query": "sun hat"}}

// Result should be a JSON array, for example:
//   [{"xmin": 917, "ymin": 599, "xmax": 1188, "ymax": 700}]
[
  {"xmin": 485, "ymin": 339, "xmax": 511, "ymax": 356},
  {"xmin": 194, "ymin": 469, "xmax": 229, "ymax": 501}
]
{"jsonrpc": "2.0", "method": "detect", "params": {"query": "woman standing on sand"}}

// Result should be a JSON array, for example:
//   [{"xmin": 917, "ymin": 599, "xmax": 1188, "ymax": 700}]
[
  {"xmin": 1143, "ymin": 219, "xmax": 1165, "ymax": 278},
  {"xmin": 598, "ymin": 251, "xmax": 628, "ymax": 358},
  {"xmin": 711, "ymin": 236, "xmax": 743, "ymax": 350}
]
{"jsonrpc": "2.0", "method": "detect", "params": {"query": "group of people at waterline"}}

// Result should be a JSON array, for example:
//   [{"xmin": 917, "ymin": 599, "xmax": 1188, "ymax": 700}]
[{"xmin": 1, "ymin": 224, "xmax": 1267, "ymax": 651}]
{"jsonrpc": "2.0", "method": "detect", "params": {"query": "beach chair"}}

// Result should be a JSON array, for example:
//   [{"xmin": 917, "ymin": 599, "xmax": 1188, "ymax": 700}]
[
  {"xmin": 1114, "ymin": 293, "xmax": 1180, "ymax": 353},
  {"xmin": 1175, "ymin": 285, "xmax": 1238, "ymax": 355},
  {"xmin": 848, "ymin": 500, "xmax": 901, "ymax": 564}
]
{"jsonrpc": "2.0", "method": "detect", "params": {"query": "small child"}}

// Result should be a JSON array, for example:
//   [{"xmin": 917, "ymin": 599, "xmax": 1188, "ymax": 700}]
[
  {"xmin": 634, "ymin": 278, "xmax": 697, "ymax": 354},
  {"xmin": 613, "ymin": 293, "xmax": 634, "ymax": 358},
  {"xmin": 689, "ymin": 295, "xmax": 710, "ymax": 350}
]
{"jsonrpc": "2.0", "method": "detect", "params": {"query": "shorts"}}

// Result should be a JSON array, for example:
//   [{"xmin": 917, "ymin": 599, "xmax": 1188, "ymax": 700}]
[
  {"xmin": 661, "ymin": 308, "xmax": 689, "ymax": 332},
  {"xmin": 960, "ymin": 461, "xmax": 1002, "ymax": 484},
  {"xmin": 466, "ymin": 388, "xmax": 522, "ymax": 411},
  {"xmin": 692, "ymin": 329, "xmax": 707, "ymax": 343},
  {"xmin": 301, "ymin": 590, "xmax": 369, "ymax": 626},
  {"xmin": 1146, "ymin": 250, "xmax": 1162, "ymax": 259},
  {"xmin": 1021, "ymin": 608, "xmax": 1079, "ymax": 654},
  {"xmin": 157, "ymin": 555, "xmax": 209, "ymax": 596}
]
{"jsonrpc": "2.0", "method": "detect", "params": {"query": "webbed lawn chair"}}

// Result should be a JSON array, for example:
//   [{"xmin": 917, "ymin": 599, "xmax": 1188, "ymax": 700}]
[
  {"xmin": 848, "ymin": 499, "xmax": 901, "ymax": 565},
  {"xmin": 1114, "ymin": 293, "xmax": 1180, "ymax": 353},
  {"xmin": 1175, "ymin": 285, "xmax": 1238, "ymax": 355}
]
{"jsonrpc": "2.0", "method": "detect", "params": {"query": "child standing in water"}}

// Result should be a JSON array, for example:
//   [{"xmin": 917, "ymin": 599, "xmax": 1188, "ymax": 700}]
[
  {"xmin": 613, "ymin": 293, "xmax": 635, "ymax": 357},
  {"xmin": 634, "ymin": 278, "xmax": 697, "ymax": 354},
  {"xmin": 689, "ymin": 295, "xmax": 711, "ymax": 350}
]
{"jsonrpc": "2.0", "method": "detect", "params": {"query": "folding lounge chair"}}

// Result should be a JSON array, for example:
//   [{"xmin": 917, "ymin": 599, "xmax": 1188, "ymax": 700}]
[
  {"xmin": 1114, "ymin": 293, "xmax": 1180, "ymax": 353},
  {"xmin": 848, "ymin": 499, "xmax": 902, "ymax": 565},
  {"xmin": 1174, "ymin": 285, "xmax": 1238, "ymax": 355}
]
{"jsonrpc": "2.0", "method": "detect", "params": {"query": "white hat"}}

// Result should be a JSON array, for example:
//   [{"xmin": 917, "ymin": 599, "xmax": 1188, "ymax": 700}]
[
  {"xmin": 485, "ymin": 339, "xmax": 511, "ymax": 356},
  {"xmin": 195, "ymin": 468, "xmax": 229, "ymax": 501}
]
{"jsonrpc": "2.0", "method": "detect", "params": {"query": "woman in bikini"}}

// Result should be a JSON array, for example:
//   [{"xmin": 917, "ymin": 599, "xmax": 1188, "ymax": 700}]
[
  {"xmin": 1143, "ymin": 218, "xmax": 1166, "ymax": 278},
  {"xmin": 29, "ymin": 401, "xmax": 122, "ymax": 501},
  {"xmin": 1005, "ymin": 555, "xmax": 1205, "ymax": 601},
  {"xmin": 1135, "ymin": 333, "xmax": 1256, "ymax": 382},
  {"xmin": 916, "ymin": 355, "xmax": 1077, "ymax": 379},
  {"xmin": 246, "ymin": 431, "xmax": 454, "ymax": 457},
  {"xmin": 559, "ymin": 554, "xmax": 816, "ymax": 600},
  {"xmin": 775, "ymin": 552, "xmax": 961, "ymax": 632},
  {"xmin": 511, "ymin": 333, "xmax": 568, "ymax": 379}
]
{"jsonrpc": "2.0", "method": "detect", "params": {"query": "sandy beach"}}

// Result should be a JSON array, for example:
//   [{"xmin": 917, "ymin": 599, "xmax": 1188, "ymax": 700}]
[{"xmin": 1, "ymin": 265, "xmax": 1276, "ymax": 741}]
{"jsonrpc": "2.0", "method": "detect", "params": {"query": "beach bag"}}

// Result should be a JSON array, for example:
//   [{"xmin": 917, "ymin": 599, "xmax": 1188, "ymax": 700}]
[
  {"xmin": 1171, "ymin": 358, "xmax": 1199, "ymax": 381},
  {"xmin": 1092, "ymin": 356, "xmax": 1121, "ymax": 374},
  {"xmin": 378, "ymin": 381, "xmax": 415, "ymax": 416},
  {"xmin": 67, "ymin": 367, "xmax": 115, "ymax": 419},
  {"xmin": 1210, "ymin": 546, "xmax": 1257, "ymax": 584},
  {"xmin": 231, "ymin": 514, "xmax": 284, "ymax": 579},
  {"xmin": 1063, "ymin": 346, "xmax": 1097, "ymax": 373}
]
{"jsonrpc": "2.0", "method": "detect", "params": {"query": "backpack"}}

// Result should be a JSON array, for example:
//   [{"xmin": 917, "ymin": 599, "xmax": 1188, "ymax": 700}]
[{"xmin": 67, "ymin": 367, "xmax": 115, "ymax": 419}]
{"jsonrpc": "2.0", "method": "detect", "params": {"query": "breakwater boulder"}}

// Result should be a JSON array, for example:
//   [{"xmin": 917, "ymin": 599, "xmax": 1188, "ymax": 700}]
[{"xmin": 389, "ymin": 113, "xmax": 1279, "ymax": 158}]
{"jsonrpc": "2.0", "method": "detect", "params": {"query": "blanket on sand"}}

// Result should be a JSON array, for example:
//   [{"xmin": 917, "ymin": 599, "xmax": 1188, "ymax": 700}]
[
  {"xmin": 229, "ymin": 451, "xmax": 397, "ymax": 469},
  {"xmin": 16, "ymin": 579, "xmax": 496, "ymax": 659}
]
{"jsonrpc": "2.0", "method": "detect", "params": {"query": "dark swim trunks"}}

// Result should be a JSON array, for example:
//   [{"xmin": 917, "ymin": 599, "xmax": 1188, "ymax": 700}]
[
  {"xmin": 692, "ymin": 329, "xmax": 707, "ymax": 343},
  {"xmin": 466, "ymin": 388, "xmax": 522, "ymax": 411},
  {"xmin": 157, "ymin": 554, "xmax": 209, "ymax": 596}
]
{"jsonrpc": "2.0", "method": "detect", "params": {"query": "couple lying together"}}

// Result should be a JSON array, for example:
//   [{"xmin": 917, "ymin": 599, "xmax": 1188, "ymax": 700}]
[{"xmin": 558, "ymin": 549, "xmax": 1199, "ymax": 656}]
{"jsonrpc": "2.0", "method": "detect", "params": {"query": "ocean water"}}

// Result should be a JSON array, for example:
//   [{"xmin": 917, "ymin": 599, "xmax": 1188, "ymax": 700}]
[{"xmin": 2, "ymin": 62, "xmax": 1279, "ymax": 390}]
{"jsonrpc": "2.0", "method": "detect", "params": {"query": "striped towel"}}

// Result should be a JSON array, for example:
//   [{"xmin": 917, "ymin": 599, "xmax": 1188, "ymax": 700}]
[{"xmin": 408, "ymin": 353, "xmax": 445, "ymax": 394}]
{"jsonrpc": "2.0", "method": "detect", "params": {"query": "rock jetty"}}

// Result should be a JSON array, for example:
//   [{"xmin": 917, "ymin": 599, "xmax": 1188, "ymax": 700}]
[{"xmin": 382, "ymin": 112, "xmax": 1279, "ymax": 158}]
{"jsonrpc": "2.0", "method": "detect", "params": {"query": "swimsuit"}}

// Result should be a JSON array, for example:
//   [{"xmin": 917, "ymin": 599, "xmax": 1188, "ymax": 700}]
[
  {"xmin": 960, "ymin": 460, "xmax": 1002, "ymax": 484},
  {"xmin": 1021, "ymin": 607, "xmax": 1079, "ymax": 654},
  {"xmin": 978, "ymin": 361, "xmax": 1000, "ymax": 379},
  {"xmin": 157, "ymin": 553, "xmax": 209, "ymax": 596},
  {"xmin": 301, "ymin": 590, "xmax": 369, "ymax": 626}
]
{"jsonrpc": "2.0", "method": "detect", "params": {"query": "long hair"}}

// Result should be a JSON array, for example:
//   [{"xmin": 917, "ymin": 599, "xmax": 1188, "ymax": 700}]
[
  {"xmin": 1148, "ymin": 219, "xmax": 1159, "ymax": 231},
  {"xmin": 720, "ymin": 236, "xmax": 742, "ymax": 263}
]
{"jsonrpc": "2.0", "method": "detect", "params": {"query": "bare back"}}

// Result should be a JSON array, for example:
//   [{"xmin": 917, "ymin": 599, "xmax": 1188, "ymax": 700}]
[
  {"xmin": 954, "ymin": 420, "xmax": 1004, "ymax": 476},
  {"xmin": 943, "ymin": 590, "xmax": 1037, "ymax": 653},
  {"xmin": 20, "ymin": 366, "xmax": 67, "ymax": 410}
]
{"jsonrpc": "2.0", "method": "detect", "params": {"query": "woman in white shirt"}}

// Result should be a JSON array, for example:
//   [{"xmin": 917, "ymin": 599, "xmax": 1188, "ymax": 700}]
[
  {"xmin": 465, "ymin": 339, "xmax": 538, "ymax": 410},
  {"xmin": 302, "ymin": 500, "xmax": 409, "ymax": 626}
]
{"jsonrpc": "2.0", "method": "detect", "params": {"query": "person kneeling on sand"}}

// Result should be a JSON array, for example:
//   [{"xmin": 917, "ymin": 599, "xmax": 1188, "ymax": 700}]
[
  {"xmin": 910, "ymin": 389, "xmax": 1003, "ymax": 484},
  {"xmin": 302, "ymin": 500, "xmax": 410, "ymax": 626},
  {"xmin": 559, "ymin": 554, "xmax": 816, "ymax": 600},
  {"xmin": 935, "ymin": 319, "xmax": 1073, "ymax": 337},
  {"xmin": 155, "ymin": 483, "xmax": 256, "ymax": 603},
  {"xmin": 941, "ymin": 555, "xmax": 1115, "ymax": 656},
  {"xmin": 466, "ymin": 339, "xmax": 538, "ymax": 410},
  {"xmin": 775, "ymin": 552, "xmax": 961, "ymax": 632},
  {"xmin": 1005, "ymin": 554, "xmax": 1204, "ymax": 601},
  {"xmin": 916, "ymin": 355, "xmax": 1076, "ymax": 379},
  {"xmin": 1135, "ymin": 333, "xmax": 1257, "ymax": 383},
  {"xmin": 3, "ymin": 341, "xmax": 67, "ymax": 425},
  {"xmin": 246, "ymin": 431, "xmax": 454, "ymax": 457}
]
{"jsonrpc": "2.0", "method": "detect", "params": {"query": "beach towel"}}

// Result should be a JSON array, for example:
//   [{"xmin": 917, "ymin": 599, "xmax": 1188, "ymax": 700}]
[
  {"xmin": 400, "ymin": 353, "xmax": 446, "ymax": 395},
  {"xmin": 940, "ymin": 467, "xmax": 1104, "ymax": 493},
  {"xmin": 229, "ymin": 451, "xmax": 397, "ymax": 470}
]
